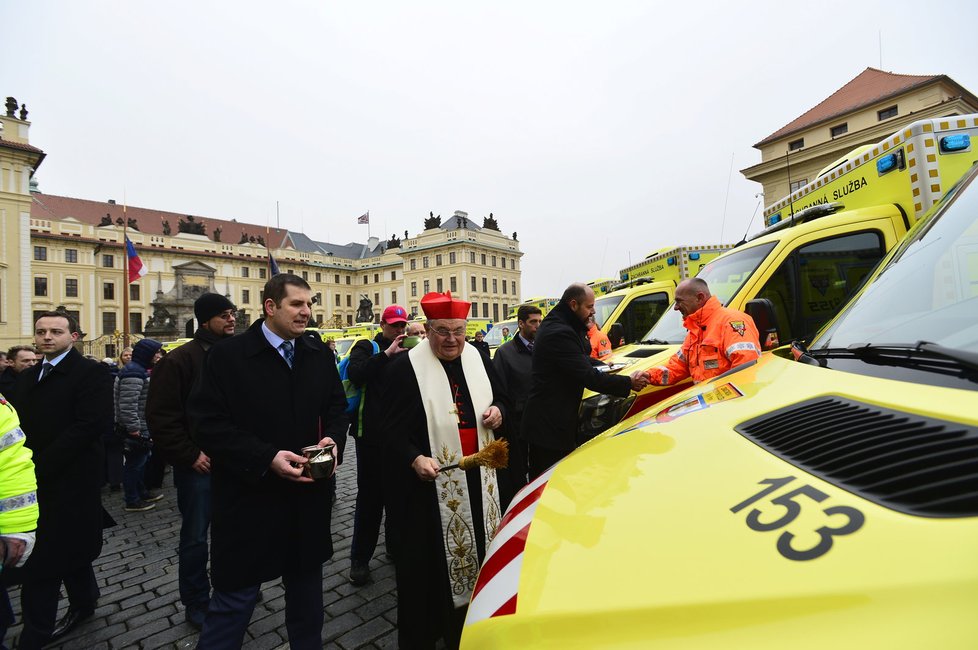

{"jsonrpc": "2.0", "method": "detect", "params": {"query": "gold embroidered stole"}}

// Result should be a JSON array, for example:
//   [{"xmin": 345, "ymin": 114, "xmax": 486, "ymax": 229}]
[{"xmin": 408, "ymin": 339, "xmax": 502, "ymax": 608}]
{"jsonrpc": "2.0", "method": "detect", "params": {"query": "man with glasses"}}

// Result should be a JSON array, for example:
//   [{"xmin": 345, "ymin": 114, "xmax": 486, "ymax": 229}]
[
  {"xmin": 346, "ymin": 304, "xmax": 409, "ymax": 586},
  {"xmin": 382, "ymin": 291, "xmax": 507, "ymax": 650},
  {"xmin": 146, "ymin": 293, "xmax": 237, "ymax": 630}
]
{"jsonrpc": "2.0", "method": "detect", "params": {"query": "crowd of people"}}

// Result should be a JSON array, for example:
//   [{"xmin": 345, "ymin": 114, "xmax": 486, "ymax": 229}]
[{"xmin": 0, "ymin": 273, "xmax": 760, "ymax": 649}]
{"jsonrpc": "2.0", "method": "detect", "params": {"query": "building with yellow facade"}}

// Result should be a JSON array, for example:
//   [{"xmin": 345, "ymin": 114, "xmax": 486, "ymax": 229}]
[
  {"xmin": 742, "ymin": 67, "xmax": 978, "ymax": 204},
  {"xmin": 0, "ymin": 97, "xmax": 522, "ymax": 357}
]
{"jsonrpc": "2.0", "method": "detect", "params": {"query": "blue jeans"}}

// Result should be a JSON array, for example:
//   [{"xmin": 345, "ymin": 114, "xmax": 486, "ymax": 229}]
[
  {"xmin": 122, "ymin": 445, "xmax": 150, "ymax": 505},
  {"xmin": 173, "ymin": 464, "xmax": 211, "ymax": 609}
]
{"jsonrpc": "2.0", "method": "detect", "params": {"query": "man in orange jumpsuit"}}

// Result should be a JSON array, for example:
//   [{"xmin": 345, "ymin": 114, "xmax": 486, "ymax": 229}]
[
  {"xmin": 632, "ymin": 278, "xmax": 760, "ymax": 386},
  {"xmin": 587, "ymin": 317, "xmax": 612, "ymax": 361}
]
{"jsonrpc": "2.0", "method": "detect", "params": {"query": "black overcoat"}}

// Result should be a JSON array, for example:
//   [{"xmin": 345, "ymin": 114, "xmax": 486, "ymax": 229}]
[
  {"xmin": 187, "ymin": 319, "xmax": 348, "ymax": 590},
  {"xmin": 7, "ymin": 347, "xmax": 112, "ymax": 577},
  {"xmin": 521, "ymin": 301, "xmax": 632, "ymax": 453}
]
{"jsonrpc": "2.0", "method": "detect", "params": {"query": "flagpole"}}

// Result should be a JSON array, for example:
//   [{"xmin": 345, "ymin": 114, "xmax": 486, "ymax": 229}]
[
  {"xmin": 122, "ymin": 196, "xmax": 130, "ymax": 349},
  {"xmin": 367, "ymin": 210, "xmax": 371, "ymax": 240}
]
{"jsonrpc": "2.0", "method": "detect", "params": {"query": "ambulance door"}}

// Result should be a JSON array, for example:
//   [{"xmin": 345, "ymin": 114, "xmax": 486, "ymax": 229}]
[{"xmin": 753, "ymin": 230, "xmax": 888, "ymax": 344}]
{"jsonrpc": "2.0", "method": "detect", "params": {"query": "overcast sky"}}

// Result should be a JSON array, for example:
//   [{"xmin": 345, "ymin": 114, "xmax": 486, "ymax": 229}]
[{"xmin": 4, "ymin": 0, "xmax": 977, "ymax": 297}]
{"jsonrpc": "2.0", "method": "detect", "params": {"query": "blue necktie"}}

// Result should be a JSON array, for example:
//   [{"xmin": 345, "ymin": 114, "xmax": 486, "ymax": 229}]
[
  {"xmin": 39, "ymin": 362, "xmax": 53, "ymax": 381},
  {"xmin": 280, "ymin": 340, "xmax": 294, "ymax": 368}
]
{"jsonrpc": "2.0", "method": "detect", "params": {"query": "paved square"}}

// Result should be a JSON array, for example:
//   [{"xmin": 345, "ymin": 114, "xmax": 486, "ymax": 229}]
[{"xmin": 5, "ymin": 442, "xmax": 410, "ymax": 649}]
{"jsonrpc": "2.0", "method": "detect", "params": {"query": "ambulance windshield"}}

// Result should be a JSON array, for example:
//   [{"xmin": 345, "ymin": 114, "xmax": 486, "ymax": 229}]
[
  {"xmin": 815, "ymin": 166, "xmax": 978, "ymax": 357},
  {"xmin": 642, "ymin": 242, "xmax": 776, "ymax": 343},
  {"xmin": 593, "ymin": 295, "xmax": 625, "ymax": 330}
]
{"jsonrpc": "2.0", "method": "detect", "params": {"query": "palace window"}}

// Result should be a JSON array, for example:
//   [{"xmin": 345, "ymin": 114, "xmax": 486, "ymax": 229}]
[{"xmin": 102, "ymin": 311, "xmax": 117, "ymax": 336}]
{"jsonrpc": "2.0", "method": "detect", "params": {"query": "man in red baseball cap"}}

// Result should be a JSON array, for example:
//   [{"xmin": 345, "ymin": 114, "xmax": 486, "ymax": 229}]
[
  {"xmin": 382, "ymin": 292, "xmax": 509, "ymax": 649},
  {"xmin": 346, "ymin": 302, "xmax": 409, "ymax": 586}
]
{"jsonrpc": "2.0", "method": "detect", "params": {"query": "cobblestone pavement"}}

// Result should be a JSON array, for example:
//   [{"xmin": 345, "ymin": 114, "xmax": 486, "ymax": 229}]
[{"xmin": 6, "ymin": 443, "xmax": 409, "ymax": 649}]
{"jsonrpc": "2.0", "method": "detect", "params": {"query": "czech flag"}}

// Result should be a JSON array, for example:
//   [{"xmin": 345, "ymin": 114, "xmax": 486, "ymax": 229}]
[{"xmin": 126, "ymin": 237, "xmax": 147, "ymax": 283}]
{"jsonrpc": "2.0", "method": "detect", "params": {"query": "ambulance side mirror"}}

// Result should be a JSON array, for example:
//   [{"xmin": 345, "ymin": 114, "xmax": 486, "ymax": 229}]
[
  {"xmin": 745, "ymin": 298, "xmax": 781, "ymax": 351},
  {"xmin": 608, "ymin": 322, "xmax": 625, "ymax": 349}
]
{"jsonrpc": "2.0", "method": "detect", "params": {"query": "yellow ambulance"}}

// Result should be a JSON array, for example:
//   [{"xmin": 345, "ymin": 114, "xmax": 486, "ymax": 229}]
[
  {"xmin": 579, "ymin": 115, "xmax": 978, "ymax": 439},
  {"xmin": 462, "ymin": 149, "xmax": 978, "ymax": 649},
  {"xmin": 618, "ymin": 244, "xmax": 733, "ymax": 286}
]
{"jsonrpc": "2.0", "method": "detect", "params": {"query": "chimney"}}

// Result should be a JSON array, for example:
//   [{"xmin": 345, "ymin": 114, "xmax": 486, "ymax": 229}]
[{"xmin": 108, "ymin": 199, "xmax": 116, "ymax": 204}]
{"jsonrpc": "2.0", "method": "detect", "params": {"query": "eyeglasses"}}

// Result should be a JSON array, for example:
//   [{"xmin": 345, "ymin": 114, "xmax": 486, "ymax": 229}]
[{"xmin": 431, "ymin": 327, "xmax": 466, "ymax": 338}]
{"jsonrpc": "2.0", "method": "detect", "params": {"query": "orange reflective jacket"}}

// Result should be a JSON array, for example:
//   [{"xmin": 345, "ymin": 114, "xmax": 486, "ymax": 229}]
[
  {"xmin": 588, "ymin": 324, "xmax": 612, "ymax": 361},
  {"xmin": 646, "ymin": 296, "xmax": 760, "ymax": 385}
]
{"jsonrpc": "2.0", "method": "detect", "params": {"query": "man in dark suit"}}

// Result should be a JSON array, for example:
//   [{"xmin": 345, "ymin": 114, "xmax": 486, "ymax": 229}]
[
  {"xmin": 492, "ymin": 304, "xmax": 543, "ymax": 502},
  {"xmin": 521, "ymin": 283, "xmax": 648, "ymax": 479},
  {"xmin": 346, "ymin": 303, "xmax": 408, "ymax": 587},
  {"xmin": 7, "ymin": 311, "xmax": 113, "ymax": 649},
  {"xmin": 188, "ymin": 274, "xmax": 348, "ymax": 649}
]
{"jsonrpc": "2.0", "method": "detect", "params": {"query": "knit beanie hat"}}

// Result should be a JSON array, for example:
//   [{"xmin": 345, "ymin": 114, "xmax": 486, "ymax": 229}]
[
  {"xmin": 131, "ymin": 338, "xmax": 163, "ymax": 368},
  {"xmin": 195, "ymin": 293, "xmax": 236, "ymax": 325}
]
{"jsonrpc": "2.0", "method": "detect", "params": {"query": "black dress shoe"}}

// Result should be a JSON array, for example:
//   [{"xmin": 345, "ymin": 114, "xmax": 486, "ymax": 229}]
[{"xmin": 50, "ymin": 605, "xmax": 95, "ymax": 640}]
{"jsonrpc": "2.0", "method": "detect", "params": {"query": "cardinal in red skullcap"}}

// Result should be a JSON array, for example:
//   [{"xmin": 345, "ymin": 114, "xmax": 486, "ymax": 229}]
[{"xmin": 381, "ymin": 291, "xmax": 514, "ymax": 648}]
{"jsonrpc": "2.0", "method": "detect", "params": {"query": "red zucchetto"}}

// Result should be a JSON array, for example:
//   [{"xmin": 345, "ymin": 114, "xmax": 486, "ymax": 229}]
[{"xmin": 420, "ymin": 291, "xmax": 471, "ymax": 320}]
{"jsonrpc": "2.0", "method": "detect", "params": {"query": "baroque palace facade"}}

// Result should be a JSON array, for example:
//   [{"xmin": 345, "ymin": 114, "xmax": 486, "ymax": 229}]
[{"xmin": 0, "ymin": 98, "xmax": 522, "ymax": 356}]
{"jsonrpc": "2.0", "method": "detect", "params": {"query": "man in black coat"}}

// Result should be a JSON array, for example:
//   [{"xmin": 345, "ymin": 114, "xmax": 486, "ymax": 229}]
[
  {"xmin": 521, "ymin": 283, "xmax": 648, "ymax": 479},
  {"xmin": 188, "ymin": 274, "xmax": 348, "ymax": 649},
  {"xmin": 145, "ymin": 292, "xmax": 237, "ymax": 629},
  {"xmin": 492, "ymin": 304, "xmax": 543, "ymax": 501},
  {"xmin": 7, "ymin": 311, "xmax": 113, "ymax": 649},
  {"xmin": 346, "ymin": 304, "xmax": 409, "ymax": 586},
  {"xmin": 0, "ymin": 346, "xmax": 37, "ymax": 394},
  {"xmin": 469, "ymin": 330, "xmax": 491, "ymax": 360}
]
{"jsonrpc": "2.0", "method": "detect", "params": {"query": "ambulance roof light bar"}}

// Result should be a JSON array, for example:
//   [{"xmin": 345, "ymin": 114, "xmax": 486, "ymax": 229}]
[{"xmin": 751, "ymin": 202, "xmax": 845, "ymax": 241}]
